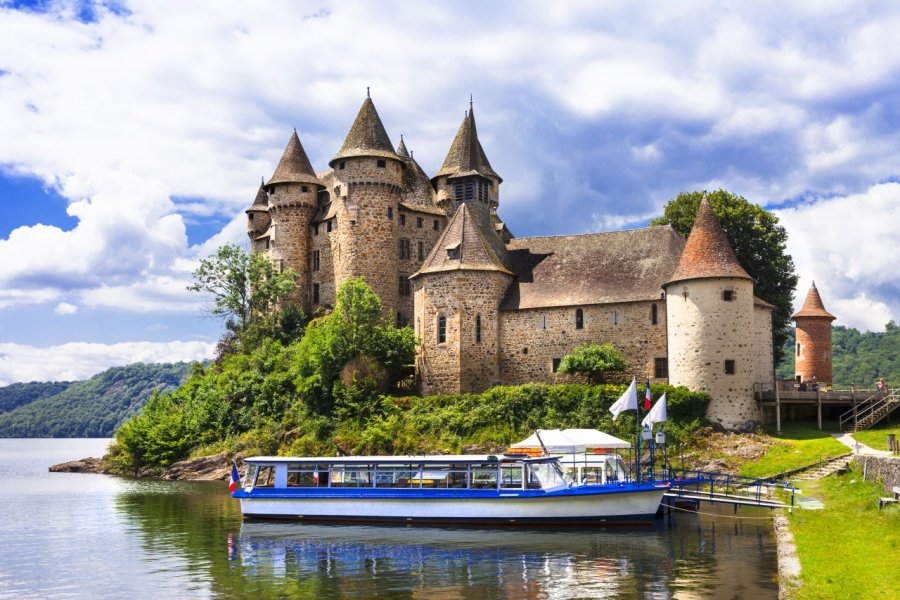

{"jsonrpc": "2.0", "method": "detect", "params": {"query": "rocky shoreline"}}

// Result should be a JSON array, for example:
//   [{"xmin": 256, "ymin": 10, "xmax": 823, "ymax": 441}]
[{"xmin": 49, "ymin": 452, "xmax": 232, "ymax": 481}]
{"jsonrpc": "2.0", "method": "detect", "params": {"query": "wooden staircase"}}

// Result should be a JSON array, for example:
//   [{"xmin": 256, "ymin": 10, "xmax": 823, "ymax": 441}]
[{"xmin": 840, "ymin": 388, "xmax": 900, "ymax": 432}]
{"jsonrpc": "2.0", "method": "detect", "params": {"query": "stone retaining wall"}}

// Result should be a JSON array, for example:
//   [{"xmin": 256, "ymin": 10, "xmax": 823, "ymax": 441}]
[{"xmin": 853, "ymin": 455, "xmax": 900, "ymax": 491}]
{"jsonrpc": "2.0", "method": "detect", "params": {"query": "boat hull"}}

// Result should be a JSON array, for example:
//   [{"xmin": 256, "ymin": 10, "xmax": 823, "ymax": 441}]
[{"xmin": 236, "ymin": 485, "xmax": 667, "ymax": 526}]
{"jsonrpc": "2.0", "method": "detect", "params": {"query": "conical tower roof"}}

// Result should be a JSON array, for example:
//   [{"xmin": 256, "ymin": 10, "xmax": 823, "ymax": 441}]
[
  {"xmin": 330, "ymin": 96, "xmax": 397, "ymax": 165},
  {"xmin": 434, "ymin": 104, "xmax": 501, "ymax": 182},
  {"xmin": 412, "ymin": 203, "xmax": 512, "ymax": 277},
  {"xmin": 792, "ymin": 282, "xmax": 836, "ymax": 320},
  {"xmin": 666, "ymin": 195, "xmax": 753, "ymax": 285},
  {"xmin": 267, "ymin": 131, "xmax": 320, "ymax": 186},
  {"xmin": 396, "ymin": 135, "xmax": 410, "ymax": 158},
  {"xmin": 246, "ymin": 178, "xmax": 269, "ymax": 212},
  {"xmin": 399, "ymin": 149, "xmax": 437, "ymax": 207}
]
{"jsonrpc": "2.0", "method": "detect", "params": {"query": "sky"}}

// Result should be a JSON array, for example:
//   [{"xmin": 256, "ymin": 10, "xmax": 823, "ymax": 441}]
[{"xmin": 1, "ymin": 0, "xmax": 899, "ymax": 386}]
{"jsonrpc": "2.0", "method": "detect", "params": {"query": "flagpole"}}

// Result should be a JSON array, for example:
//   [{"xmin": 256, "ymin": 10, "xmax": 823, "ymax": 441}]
[{"xmin": 635, "ymin": 375, "xmax": 641, "ymax": 484}]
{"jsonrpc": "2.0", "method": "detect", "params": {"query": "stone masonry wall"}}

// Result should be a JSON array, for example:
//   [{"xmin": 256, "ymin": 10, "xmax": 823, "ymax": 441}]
[
  {"xmin": 498, "ymin": 300, "xmax": 668, "ymax": 386},
  {"xmin": 310, "ymin": 217, "xmax": 337, "ymax": 310},
  {"xmin": 853, "ymin": 455, "xmax": 900, "ymax": 493},
  {"xmin": 795, "ymin": 317, "xmax": 833, "ymax": 384},
  {"xmin": 666, "ymin": 278, "xmax": 758, "ymax": 429},
  {"xmin": 267, "ymin": 183, "xmax": 317, "ymax": 310},
  {"xmin": 753, "ymin": 305, "xmax": 775, "ymax": 392},
  {"xmin": 396, "ymin": 206, "xmax": 446, "ymax": 326}
]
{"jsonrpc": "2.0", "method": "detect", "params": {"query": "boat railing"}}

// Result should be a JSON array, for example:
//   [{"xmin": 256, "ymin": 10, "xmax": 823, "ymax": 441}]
[{"xmin": 663, "ymin": 467, "xmax": 797, "ymax": 509}]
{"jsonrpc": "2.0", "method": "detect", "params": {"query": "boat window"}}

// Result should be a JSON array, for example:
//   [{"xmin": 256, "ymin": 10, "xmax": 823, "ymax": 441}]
[
  {"xmin": 374, "ymin": 465, "xmax": 418, "ymax": 488},
  {"xmin": 254, "ymin": 465, "xmax": 275, "ymax": 487},
  {"xmin": 286, "ymin": 464, "xmax": 327, "ymax": 487},
  {"xmin": 529, "ymin": 461, "xmax": 568, "ymax": 491},
  {"xmin": 330, "ymin": 465, "xmax": 373, "ymax": 487},
  {"xmin": 471, "ymin": 464, "xmax": 499, "ymax": 489},
  {"xmin": 499, "ymin": 464, "xmax": 523, "ymax": 489}
]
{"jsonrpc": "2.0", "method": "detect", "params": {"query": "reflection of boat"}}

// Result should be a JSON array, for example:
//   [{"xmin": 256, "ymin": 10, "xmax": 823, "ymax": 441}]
[{"xmin": 232, "ymin": 454, "xmax": 669, "ymax": 525}]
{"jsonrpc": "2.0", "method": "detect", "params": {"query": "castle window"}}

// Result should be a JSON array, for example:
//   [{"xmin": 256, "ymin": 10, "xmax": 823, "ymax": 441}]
[
  {"xmin": 654, "ymin": 357, "xmax": 668, "ymax": 378},
  {"xmin": 797, "ymin": 343, "xmax": 801, "ymax": 357},
  {"xmin": 248, "ymin": 213, "xmax": 254, "ymax": 222},
  {"xmin": 301, "ymin": 185, "xmax": 309, "ymax": 193},
  {"xmin": 417, "ymin": 217, "xmax": 423, "ymax": 228},
  {"xmin": 446, "ymin": 242, "xmax": 460, "ymax": 260},
  {"xmin": 724, "ymin": 360, "xmax": 736, "ymax": 375},
  {"xmin": 312, "ymin": 283, "xmax": 320, "ymax": 305},
  {"xmin": 612, "ymin": 310, "xmax": 620, "ymax": 325},
  {"xmin": 263, "ymin": 239, "xmax": 270, "ymax": 250},
  {"xmin": 433, "ymin": 219, "xmax": 440, "ymax": 230},
  {"xmin": 437, "ymin": 314, "xmax": 446, "ymax": 344},
  {"xmin": 399, "ymin": 213, "xmax": 406, "ymax": 226},
  {"xmin": 417, "ymin": 241, "xmax": 425, "ymax": 260},
  {"xmin": 575, "ymin": 308, "xmax": 584, "ymax": 330},
  {"xmin": 398, "ymin": 275, "xmax": 411, "ymax": 296},
  {"xmin": 651, "ymin": 303, "xmax": 658, "ymax": 325},
  {"xmin": 475, "ymin": 314, "xmax": 482, "ymax": 343},
  {"xmin": 313, "ymin": 250, "xmax": 320, "ymax": 272},
  {"xmin": 339, "ymin": 161, "xmax": 346, "ymax": 170},
  {"xmin": 399, "ymin": 238, "xmax": 411, "ymax": 259},
  {"xmin": 540, "ymin": 314, "xmax": 549, "ymax": 330},
  {"xmin": 723, "ymin": 289, "xmax": 734, "ymax": 302},
  {"xmin": 314, "ymin": 223, "xmax": 319, "ymax": 235},
  {"xmin": 454, "ymin": 181, "xmax": 475, "ymax": 202},
  {"xmin": 523, "ymin": 347, "xmax": 528, "ymax": 355},
  {"xmin": 551, "ymin": 358, "xmax": 561, "ymax": 373},
  {"xmin": 334, "ymin": 185, "xmax": 341, "ymax": 197},
  {"xmin": 387, "ymin": 207, "xmax": 393, "ymax": 220},
  {"xmin": 377, "ymin": 159, "xmax": 386, "ymax": 168},
  {"xmin": 327, "ymin": 221, "xmax": 332, "ymax": 233}
]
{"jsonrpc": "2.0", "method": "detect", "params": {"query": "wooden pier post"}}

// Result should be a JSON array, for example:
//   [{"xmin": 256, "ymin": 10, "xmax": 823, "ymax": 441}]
[
  {"xmin": 776, "ymin": 382, "xmax": 782, "ymax": 434},
  {"xmin": 817, "ymin": 387, "xmax": 822, "ymax": 431}
]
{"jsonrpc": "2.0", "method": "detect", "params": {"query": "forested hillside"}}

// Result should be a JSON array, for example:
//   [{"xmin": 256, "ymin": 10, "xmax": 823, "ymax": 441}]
[
  {"xmin": 776, "ymin": 322, "xmax": 900, "ymax": 386},
  {"xmin": 0, "ymin": 362, "xmax": 194, "ymax": 437}
]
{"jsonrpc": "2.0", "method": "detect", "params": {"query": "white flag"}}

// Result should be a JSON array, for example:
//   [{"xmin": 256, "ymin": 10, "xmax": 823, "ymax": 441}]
[
  {"xmin": 641, "ymin": 392, "xmax": 668, "ymax": 428},
  {"xmin": 609, "ymin": 377, "xmax": 638, "ymax": 421}
]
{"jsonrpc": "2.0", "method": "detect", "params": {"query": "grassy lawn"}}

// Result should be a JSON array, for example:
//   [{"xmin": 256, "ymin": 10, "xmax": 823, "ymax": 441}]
[
  {"xmin": 738, "ymin": 422, "xmax": 848, "ymax": 478},
  {"xmin": 788, "ymin": 467, "xmax": 900, "ymax": 599},
  {"xmin": 852, "ymin": 421, "xmax": 900, "ymax": 451}
]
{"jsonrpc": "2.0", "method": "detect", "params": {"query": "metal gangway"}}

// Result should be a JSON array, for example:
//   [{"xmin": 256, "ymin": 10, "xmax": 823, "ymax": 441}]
[{"xmin": 659, "ymin": 468, "xmax": 797, "ymax": 511}]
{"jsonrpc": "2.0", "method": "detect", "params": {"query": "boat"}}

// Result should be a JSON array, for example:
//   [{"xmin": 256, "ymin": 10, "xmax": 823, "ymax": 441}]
[{"xmin": 231, "ymin": 453, "xmax": 669, "ymax": 526}]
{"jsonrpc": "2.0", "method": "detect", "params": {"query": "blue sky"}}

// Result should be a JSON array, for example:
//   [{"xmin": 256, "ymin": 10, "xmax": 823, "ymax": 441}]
[{"xmin": 2, "ymin": 0, "xmax": 899, "ymax": 385}]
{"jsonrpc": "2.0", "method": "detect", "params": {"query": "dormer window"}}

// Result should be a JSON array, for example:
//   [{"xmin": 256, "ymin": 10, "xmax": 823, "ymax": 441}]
[{"xmin": 446, "ymin": 242, "xmax": 460, "ymax": 260}]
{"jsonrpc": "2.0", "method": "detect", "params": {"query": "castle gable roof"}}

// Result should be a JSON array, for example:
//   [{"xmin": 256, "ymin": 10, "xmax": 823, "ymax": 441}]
[
  {"xmin": 666, "ymin": 196, "xmax": 752, "ymax": 285},
  {"xmin": 434, "ymin": 105, "xmax": 501, "ymax": 183},
  {"xmin": 330, "ymin": 97, "xmax": 397, "ymax": 165},
  {"xmin": 792, "ymin": 282, "xmax": 836, "ymax": 320},
  {"xmin": 267, "ymin": 131, "xmax": 321, "ymax": 187},
  {"xmin": 399, "ymin": 149, "xmax": 438, "ymax": 208},
  {"xmin": 500, "ymin": 226, "xmax": 684, "ymax": 310},
  {"xmin": 412, "ymin": 203, "xmax": 512, "ymax": 277},
  {"xmin": 246, "ymin": 178, "xmax": 268, "ymax": 212}
]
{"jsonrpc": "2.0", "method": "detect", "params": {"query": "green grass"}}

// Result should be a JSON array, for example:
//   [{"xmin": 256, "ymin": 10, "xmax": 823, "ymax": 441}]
[
  {"xmin": 852, "ymin": 422, "xmax": 900, "ymax": 452},
  {"xmin": 738, "ymin": 422, "xmax": 848, "ymax": 478},
  {"xmin": 788, "ymin": 468, "xmax": 900, "ymax": 599}
]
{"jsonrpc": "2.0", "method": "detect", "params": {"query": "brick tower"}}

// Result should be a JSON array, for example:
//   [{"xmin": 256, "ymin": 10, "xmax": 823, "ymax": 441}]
[
  {"xmin": 664, "ymin": 196, "xmax": 759, "ymax": 430},
  {"xmin": 791, "ymin": 282, "xmax": 836, "ymax": 386},
  {"xmin": 329, "ymin": 95, "xmax": 403, "ymax": 318},
  {"xmin": 263, "ymin": 130, "xmax": 322, "ymax": 310}
]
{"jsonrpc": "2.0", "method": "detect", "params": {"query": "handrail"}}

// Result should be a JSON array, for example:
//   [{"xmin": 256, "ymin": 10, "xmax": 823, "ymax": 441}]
[{"xmin": 839, "ymin": 388, "xmax": 899, "ymax": 431}]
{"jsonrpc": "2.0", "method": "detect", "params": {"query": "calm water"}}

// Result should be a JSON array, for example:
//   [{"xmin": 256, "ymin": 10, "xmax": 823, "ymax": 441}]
[{"xmin": 0, "ymin": 439, "xmax": 779, "ymax": 599}]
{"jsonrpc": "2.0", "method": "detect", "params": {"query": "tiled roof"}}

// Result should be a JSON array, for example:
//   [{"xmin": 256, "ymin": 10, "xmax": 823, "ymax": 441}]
[
  {"xmin": 666, "ymin": 196, "xmax": 752, "ymax": 285},
  {"xmin": 267, "ymin": 131, "xmax": 321, "ymax": 186},
  {"xmin": 246, "ymin": 178, "xmax": 268, "ymax": 212},
  {"xmin": 434, "ymin": 106, "xmax": 501, "ymax": 182},
  {"xmin": 330, "ymin": 97, "xmax": 397, "ymax": 165},
  {"xmin": 754, "ymin": 296, "xmax": 776, "ymax": 310},
  {"xmin": 412, "ymin": 203, "xmax": 512, "ymax": 277},
  {"xmin": 500, "ymin": 226, "xmax": 684, "ymax": 310},
  {"xmin": 398, "ymin": 150, "xmax": 437, "ymax": 208},
  {"xmin": 792, "ymin": 282, "xmax": 836, "ymax": 320},
  {"xmin": 400, "ymin": 201, "xmax": 445, "ymax": 216}
]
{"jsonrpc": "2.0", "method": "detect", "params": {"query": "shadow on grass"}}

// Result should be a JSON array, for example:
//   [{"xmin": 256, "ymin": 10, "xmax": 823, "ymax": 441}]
[{"xmin": 762, "ymin": 420, "xmax": 841, "ymax": 441}]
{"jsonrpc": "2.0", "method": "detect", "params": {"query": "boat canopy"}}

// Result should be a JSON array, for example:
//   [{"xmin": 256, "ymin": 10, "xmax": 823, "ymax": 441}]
[
  {"xmin": 509, "ymin": 429, "xmax": 631, "ymax": 454},
  {"xmin": 243, "ymin": 454, "xmax": 561, "ymax": 465}
]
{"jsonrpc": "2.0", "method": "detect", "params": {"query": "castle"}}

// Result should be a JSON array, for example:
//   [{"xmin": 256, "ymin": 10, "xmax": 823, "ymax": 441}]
[{"xmin": 246, "ymin": 95, "xmax": 775, "ymax": 430}]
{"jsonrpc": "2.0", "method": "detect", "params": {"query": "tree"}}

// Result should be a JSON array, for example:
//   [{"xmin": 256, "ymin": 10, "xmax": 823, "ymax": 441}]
[
  {"xmin": 187, "ymin": 244, "xmax": 299, "ymax": 334},
  {"xmin": 650, "ymin": 189, "xmax": 799, "ymax": 366},
  {"xmin": 558, "ymin": 343, "xmax": 628, "ymax": 384}
]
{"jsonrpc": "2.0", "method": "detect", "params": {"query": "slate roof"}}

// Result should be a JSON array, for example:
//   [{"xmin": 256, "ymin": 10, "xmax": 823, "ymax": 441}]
[
  {"xmin": 398, "ymin": 148, "xmax": 437, "ymax": 208},
  {"xmin": 666, "ymin": 196, "xmax": 752, "ymax": 285},
  {"xmin": 246, "ymin": 178, "xmax": 268, "ymax": 212},
  {"xmin": 330, "ymin": 97, "xmax": 397, "ymax": 165},
  {"xmin": 267, "ymin": 131, "xmax": 321, "ymax": 187},
  {"xmin": 500, "ymin": 226, "xmax": 685, "ymax": 310},
  {"xmin": 792, "ymin": 282, "xmax": 836, "ymax": 320},
  {"xmin": 434, "ymin": 105, "xmax": 501, "ymax": 182},
  {"xmin": 412, "ymin": 204, "xmax": 512, "ymax": 277},
  {"xmin": 396, "ymin": 135, "xmax": 410, "ymax": 158}
]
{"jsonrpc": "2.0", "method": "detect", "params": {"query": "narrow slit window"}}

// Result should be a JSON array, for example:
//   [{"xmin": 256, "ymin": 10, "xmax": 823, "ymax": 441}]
[
  {"xmin": 575, "ymin": 308, "xmax": 584, "ymax": 330},
  {"xmin": 437, "ymin": 314, "xmax": 446, "ymax": 343},
  {"xmin": 475, "ymin": 314, "xmax": 482, "ymax": 343}
]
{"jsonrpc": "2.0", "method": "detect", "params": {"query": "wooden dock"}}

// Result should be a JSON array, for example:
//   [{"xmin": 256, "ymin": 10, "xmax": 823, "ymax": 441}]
[{"xmin": 755, "ymin": 383, "xmax": 885, "ymax": 431}]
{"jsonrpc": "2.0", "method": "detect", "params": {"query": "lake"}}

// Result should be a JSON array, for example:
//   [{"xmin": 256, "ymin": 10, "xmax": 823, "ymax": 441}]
[{"xmin": 0, "ymin": 439, "xmax": 779, "ymax": 599}]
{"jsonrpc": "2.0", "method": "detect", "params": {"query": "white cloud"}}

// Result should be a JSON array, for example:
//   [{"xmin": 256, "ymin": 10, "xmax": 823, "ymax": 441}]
[
  {"xmin": 54, "ymin": 302, "xmax": 77, "ymax": 315},
  {"xmin": 0, "ymin": 340, "xmax": 216, "ymax": 387}
]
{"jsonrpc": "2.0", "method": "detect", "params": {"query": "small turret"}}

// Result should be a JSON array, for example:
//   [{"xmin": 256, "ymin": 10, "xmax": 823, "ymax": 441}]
[
  {"xmin": 792, "ymin": 282, "xmax": 836, "ymax": 385},
  {"xmin": 246, "ymin": 177, "xmax": 271, "ymax": 250}
]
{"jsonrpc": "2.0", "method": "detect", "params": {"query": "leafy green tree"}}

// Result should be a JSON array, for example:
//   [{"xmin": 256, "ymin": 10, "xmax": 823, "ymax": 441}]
[
  {"xmin": 187, "ymin": 244, "xmax": 299, "ymax": 334},
  {"xmin": 558, "ymin": 343, "xmax": 628, "ymax": 384},
  {"xmin": 651, "ymin": 189, "xmax": 799, "ymax": 366}
]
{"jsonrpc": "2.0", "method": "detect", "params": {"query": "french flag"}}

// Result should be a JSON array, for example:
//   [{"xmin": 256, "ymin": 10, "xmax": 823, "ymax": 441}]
[
  {"xmin": 229, "ymin": 462, "xmax": 241, "ymax": 493},
  {"xmin": 644, "ymin": 379, "xmax": 652, "ymax": 411}
]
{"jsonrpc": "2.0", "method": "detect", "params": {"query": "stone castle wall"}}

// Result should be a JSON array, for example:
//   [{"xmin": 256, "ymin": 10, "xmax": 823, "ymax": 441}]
[
  {"xmin": 753, "ymin": 305, "xmax": 775, "ymax": 391},
  {"xmin": 795, "ymin": 317, "xmax": 833, "ymax": 384},
  {"xmin": 395, "ymin": 206, "xmax": 446, "ymax": 325},
  {"xmin": 665, "ymin": 278, "xmax": 759, "ymax": 429},
  {"xmin": 498, "ymin": 300, "xmax": 668, "ymax": 386},
  {"xmin": 267, "ymin": 183, "xmax": 317, "ymax": 309}
]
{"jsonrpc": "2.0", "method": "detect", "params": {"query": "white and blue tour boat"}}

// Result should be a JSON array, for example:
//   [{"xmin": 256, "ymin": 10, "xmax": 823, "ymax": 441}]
[{"xmin": 231, "ymin": 452, "xmax": 669, "ymax": 526}]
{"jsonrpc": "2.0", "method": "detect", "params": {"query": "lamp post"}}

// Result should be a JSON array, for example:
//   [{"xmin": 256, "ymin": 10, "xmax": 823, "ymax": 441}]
[{"xmin": 642, "ymin": 424, "xmax": 653, "ymax": 482}]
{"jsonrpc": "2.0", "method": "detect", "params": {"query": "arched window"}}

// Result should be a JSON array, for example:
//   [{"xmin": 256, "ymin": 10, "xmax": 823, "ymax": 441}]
[
  {"xmin": 575, "ymin": 308, "xmax": 584, "ymax": 330},
  {"xmin": 651, "ymin": 303, "xmax": 658, "ymax": 325},
  {"xmin": 437, "ymin": 314, "xmax": 446, "ymax": 344},
  {"xmin": 475, "ymin": 314, "xmax": 482, "ymax": 343}
]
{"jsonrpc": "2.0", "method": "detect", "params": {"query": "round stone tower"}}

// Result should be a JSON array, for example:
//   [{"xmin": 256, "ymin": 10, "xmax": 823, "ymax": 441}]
[
  {"xmin": 792, "ymin": 282, "xmax": 836, "ymax": 386},
  {"xmin": 664, "ymin": 196, "xmax": 759, "ymax": 430},
  {"xmin": 265, "ymin": 130, "xmax": 323, "ymax": 311},
  {"xmin": 245, "ymin": 178, "xmax": 271, "ymax": 253},
  {"xmin": 329, "ymin": 95, "xmax": 403, "ymax": 317}
]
